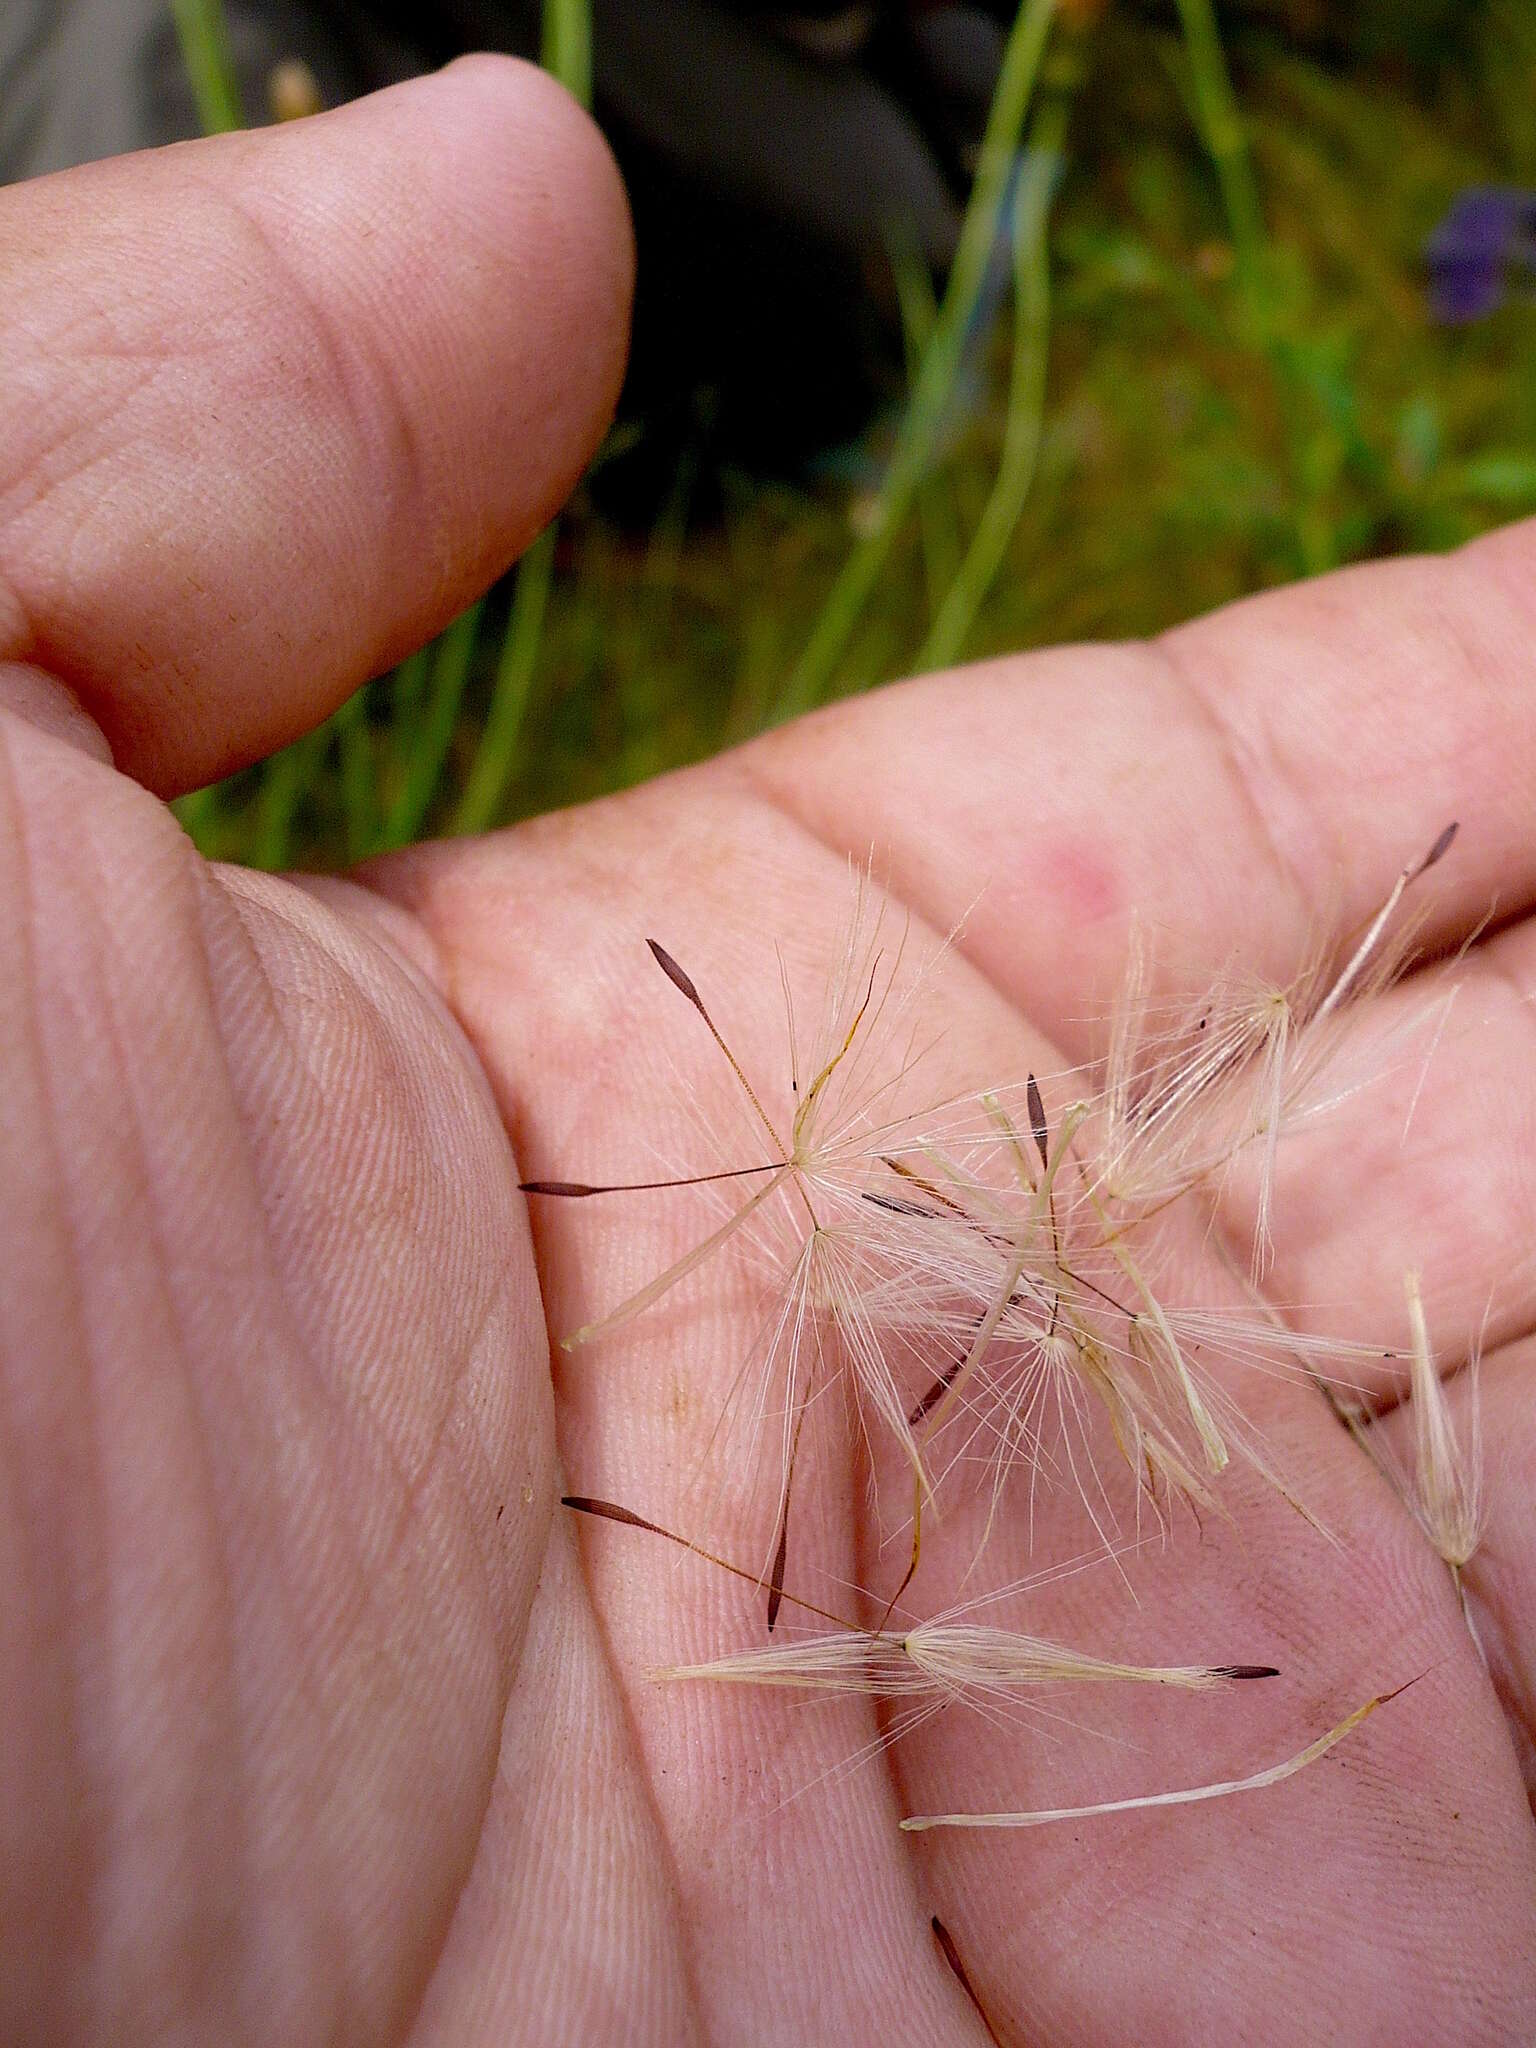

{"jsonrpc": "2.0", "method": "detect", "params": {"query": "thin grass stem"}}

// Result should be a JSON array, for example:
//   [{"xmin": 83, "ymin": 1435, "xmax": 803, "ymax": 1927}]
[
  {"xmin": 542, "ymin": 0, "xmax": 593, "ymax": 108},
  {"xmin": 173, "ymin": 784, "xmax": 222, "ymax": 854},
  {"xmin": 452, "ymin": 527, "xmax": 555, "ymax": 835},
  {"xmin": 381, "ymin": 602, "xmax": 483, "ymax": 847},
  {"xmin": 1172, "ymin": 0, "xmax": 1264, "ymax": 284},
  {"xmin": 171, "ymin": 0, "xmax": 246, "ymax": 135},
  {"xmin": 251, "ymin": 729, "xmax": 325, "ymax": 872},
  {"xmin": 887, "ymin": 226, "xmax": 963, "ymax": 619},
  {"xmin": 774, "ymin": 0, "xmax": 1059, "ymax": 717},
  {"xmin": 333, "ymin": 688, "xmax": 377, "ymax": 861},
  {"xmin": 916, "ymin": 94, "xmax": 1067, "ymax": 671}
]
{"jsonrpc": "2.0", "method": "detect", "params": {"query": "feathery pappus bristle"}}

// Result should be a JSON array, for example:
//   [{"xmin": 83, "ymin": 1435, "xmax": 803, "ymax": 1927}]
[{"xmin": 900, "ymin": 1688, "xmax": 1404, "ymax": 1832}]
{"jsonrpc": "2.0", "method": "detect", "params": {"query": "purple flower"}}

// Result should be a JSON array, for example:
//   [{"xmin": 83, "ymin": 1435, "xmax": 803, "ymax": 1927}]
[{"xmin": 1426, "ymin": 186, "xmax": 1536, "ymax": 324}]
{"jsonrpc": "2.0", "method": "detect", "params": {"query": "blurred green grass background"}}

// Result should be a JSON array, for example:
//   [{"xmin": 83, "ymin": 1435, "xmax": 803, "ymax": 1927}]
[{"xmin": 170, "ymin": 0, "xmax": 1536, "ymax": 870}]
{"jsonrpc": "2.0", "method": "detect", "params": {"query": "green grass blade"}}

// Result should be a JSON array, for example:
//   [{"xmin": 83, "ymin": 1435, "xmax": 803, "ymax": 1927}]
[
  {"xmin": 453, "ymin": 526, "xmax": 556, "ymax": 835},
  {"xmin": 172, "ymin": 783, "xmax": 223, "ymax": 853},
  {"xmin": 1172, "ymin": 0, "xmax": 1264, "ymax": 281},
  {"xmin": 252, "ymin": 730, "xmax": 325, "ymax": 871},
  {"xmin": 389, "ymin": 646, "xmax": 431, "ymax": 730},
  {"xmin": 170, "ymin": 0, "xmax": 246, "ymax": 134},
  {"xmin": 888, "ymin": 227, "xmax": 964, "ymax": 619},
  {"xmin": 382, "ymin": 603, "xmax": 484, "ymax": 847},
  {"xmin": 542, "ymin": 0, "xmax": 593, "ymax": 106},
  {"xmin": 333, "ymin": 689, "xmax": 378, "ymax": 861},
  {"xmin": 774, "ymin": 0, "xmax": 1058, "ymax": 719},
  {"xmin": 916, "ymin": 100, "xmax": 1067, "ymax": 673}
]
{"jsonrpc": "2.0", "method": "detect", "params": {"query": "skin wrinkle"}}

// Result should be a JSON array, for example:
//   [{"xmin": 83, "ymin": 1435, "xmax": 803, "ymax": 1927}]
[
  {"xmin": 1431, "ymin": 550, "xmax": 1528, "ymax": 734},
  {"xmin": 555, "ymin": 1503, "xmax": 712, "ymax": 2042},
  {"xmin": 211, "ymin": 176, "xmax": 417, "ymax": 674},
  {"xmin": 0, "ymin": 358, "xmax": 168, "ymax": 619},
  {"xmin": 363, "ymin": 1343, "xmax": 502, "ymax": 1678},
  {"xmin": 728, "ymin": 752, "xmax": 1067, "ymax": 1097},
  {"xmin": 213, "ymin": 874, "xmax": 532, "ymax": 1598},
  {"xmin": 38, "ymin": 760, "xmax": 254, "ymax": 2042},
  {"xmin": 0, "ymin": 665, "xmax": 113, "ymax": 760},
  {"xmin": 1150, "ymin": 633, "xmax": 1319, "ymax": 968},
  {"xmin": 192, "ymin": 1076, "xmax": 476, "ymax": 2033},
  {"xmin": 734, "ymin": 715, "xmax": 1117, "ymax": 1062},
  {"xmin": 0, "ymin": 718, "xmax": 104, "ymax": 2028},
  {"xmin": 1464, "ymin": 1557, "xmax": 1536, "ymax": 1801},
  {"xmin": 0, "ymin": 267, "xmax": 172, "ymax": 506},
  {"xmin": 26, "ymin": 918, "xmax": 179, "ymax": 2031},
  {"xmin": 44, "ymin": 463, "xmax": 184, "ymax": 769},
  {"xmin": 405, "ymin": 1532, "xmax": 707, "ymax": 2048},
  {"xmin": 186, "ymin": 865, "xmax": 501, "ymax": 2038},
  {"xmin": 207, "ymin": 865, "xmax": 576, "ymax": 2042},
  {"xmin": 292, "ymin": 872, "xmax": 457, "ymax": 1014},
  {"xmin": 0, "ymin": 278, "xmax": 219, "ymax": 716},
  {"xmin": 63, "ymin": 788, "xmax": 261, "ymax": 2039},
  {"xmin": 209, "ymin": 880, "xmax": 521, "ymax": 1685},
  {"xmin": 432, "ymin": 1263, "xmax": 539, "ymax": 1669}
]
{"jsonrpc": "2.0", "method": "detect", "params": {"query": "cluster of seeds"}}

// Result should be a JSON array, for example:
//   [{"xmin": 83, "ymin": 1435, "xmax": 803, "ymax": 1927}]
[{"xmin": 526, "ymin": 827, "xmax": 1484, "ymax": 1859}]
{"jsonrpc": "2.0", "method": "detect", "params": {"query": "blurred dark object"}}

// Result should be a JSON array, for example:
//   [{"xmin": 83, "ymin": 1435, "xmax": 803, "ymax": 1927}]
[
  {"xmin": 1184, "ymin": 0, "xmax": 1469, "ymax": 65},
  {"xmin": 1426, "ymin": 187, "xmax": 1536, "ymax": 324},
  {"xmin": 0, "ymin": 1, "xmax": 1012, "ymax": 496},
  {"xmin": 0, "ymin": 2, "xmax": 1496, "ymax": 500}
]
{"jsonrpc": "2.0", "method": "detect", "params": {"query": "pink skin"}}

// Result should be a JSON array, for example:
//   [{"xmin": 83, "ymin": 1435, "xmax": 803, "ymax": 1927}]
[{"xmin": 0, "ymin": 58, "xmax": 1532, "ymax": 2048}]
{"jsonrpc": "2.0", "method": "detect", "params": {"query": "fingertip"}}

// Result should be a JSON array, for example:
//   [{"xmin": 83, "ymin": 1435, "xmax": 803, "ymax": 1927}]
[
  {"xmin": 426, "ymin": 51, "xmax": 636, "ymax": 402},
  {"xmin": 323, "ymin": 53, "xmax": 636, "ymax": 683}
]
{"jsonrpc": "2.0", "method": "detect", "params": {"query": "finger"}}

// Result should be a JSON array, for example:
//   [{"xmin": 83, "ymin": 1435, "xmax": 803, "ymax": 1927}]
[
  {"xmin": 0, "ymin": 711, "xmax": 555, "ymax": 2037},
  {"xmin": 1365, "ymin": 1335, "xmax": 1536, "ymax": 1798},
  {"xmin": 0, "ymin": 56, "xmax": 631, "ymax": 795},
  {"xmin": 407, "ymin": 1528, "xmax": 704, "ymax": 2047},
  {"xmin": 1225, "ymin": 916, "xmax": 1536, "ymax": 1385},
  {"xmin": 745, "ymin": 520, "xmax": 1536, "ymax": 1055}
]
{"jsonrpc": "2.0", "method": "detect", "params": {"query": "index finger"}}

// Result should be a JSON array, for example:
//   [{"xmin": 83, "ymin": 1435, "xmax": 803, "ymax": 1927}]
[{"xmin": 744, "ymin": 519, "xmax": 1536, "ymax": 1050}]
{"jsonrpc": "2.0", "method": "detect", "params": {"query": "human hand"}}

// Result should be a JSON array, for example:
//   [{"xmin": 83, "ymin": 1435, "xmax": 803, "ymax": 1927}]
[{"xmin": 2, "ymin": 59, "xmax": 1532, "ymax": 2046}]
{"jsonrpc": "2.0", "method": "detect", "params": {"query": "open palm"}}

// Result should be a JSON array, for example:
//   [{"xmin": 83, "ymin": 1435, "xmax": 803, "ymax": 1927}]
[{"xmin": 3, "ymin": 60, "xmax": 1532, "ymax": 2048}]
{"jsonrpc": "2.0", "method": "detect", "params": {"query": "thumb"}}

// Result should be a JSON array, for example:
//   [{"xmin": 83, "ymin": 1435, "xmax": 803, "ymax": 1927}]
[{"xmin": 0, "ymin": 55, "xmax": 632, "ymax": 794}]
